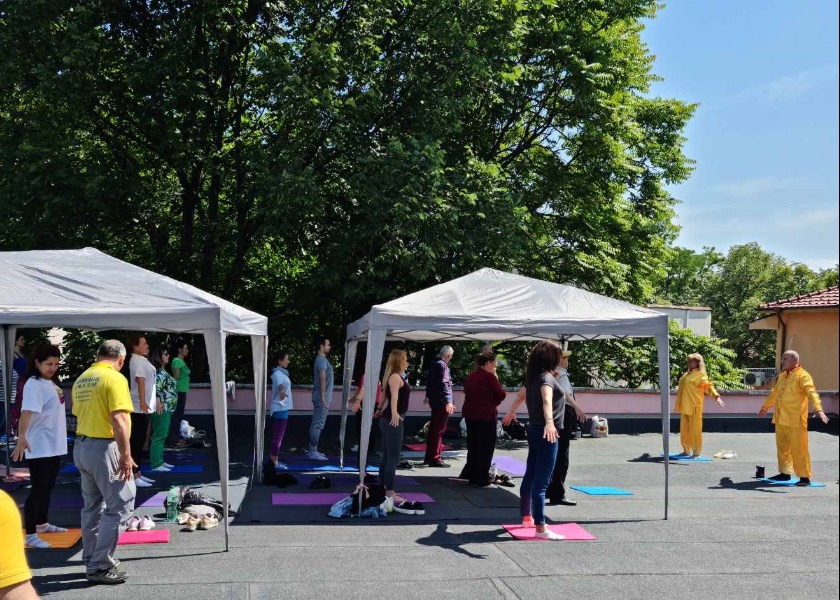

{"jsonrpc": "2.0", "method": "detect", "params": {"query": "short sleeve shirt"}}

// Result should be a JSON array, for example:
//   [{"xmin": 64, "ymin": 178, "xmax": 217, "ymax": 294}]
[
  {"xmin": 21, "ymin": 377, "xmax": 68, "ymax": 458},
  {"xmin": 129, "ymin": 354, "xmax": 157, "ymax": 412},
  {"xmin": 312, "ymin": 355, "xmax": 334, "ymax": 404},
  {"xmin": 525, "ymin": 371, "xmax": 566, "ymax": 430},
  {"xmin": 171, "ymin": 357, "xmax": 191, "ymax": 393},
  {"xmin": 72, "ymin": 362, "xmax": 134, "ymax": 438},
  {"xmin": 155, "ymin": 368, "xmax": 179, "ymax": 412},
  {"xmin": 0, "ymin": 490, "xmax": 31, "ymax": 589}
]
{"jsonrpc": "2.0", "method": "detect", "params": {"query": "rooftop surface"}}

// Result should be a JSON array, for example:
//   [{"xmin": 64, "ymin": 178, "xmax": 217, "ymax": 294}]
[{"xmin": 759, "ymin": 286, "xmax": 840, "ymax": 310}]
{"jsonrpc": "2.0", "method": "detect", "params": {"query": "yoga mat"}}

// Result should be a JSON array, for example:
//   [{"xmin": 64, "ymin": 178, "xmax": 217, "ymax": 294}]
[
  {"xmin": 48, "ymin": 496, "xmax": 83, "ymax": 509},
  {"xmin": 294, "ymin": 474, "xmax": 419, "ymax": 487},
  {"xmin": 758, "ymin": 477, "xmax": 826, "ymax": 488},
  {"xmin": 0, "ymin": 467, "xmax": 30, "ymax": 478},
  {"xmin": 404, "ymin": 443, "xmax": 452, "ymax": 452},
  {"xmin": 0, "ymin": 480, "xmax": 25, "ymax": 492},
  {"xmin": 661, "ymin": 453, "xmax": 713, "ymax": 462},
  {"xmin": 24, "ymin": 528, "xmax": 82, "ymax": 549},
  {"xmin": 503, "ymin": 523, "xmax": 596, "ymax": 541},
  {"xmin": 118, "ymin": 529, "xmax": 170, "ymax": 545},
  {"xmin": 282, "ymin": 463, "xmax": 379, "ymax": 473},
  {"xmin": 272, "ymin": 491, "xmax": 435, "ymax": 506},
  {"xmin": 140, "ymin": 464, "xmax": 204, "ymax": 473},
  {"xmin": 400, "ymin": 450, "xmax": 465, "ymax": 459},
  {"xmin": 138, "ymin": 491, "xmax": 168, "ymax": 508},
  {"xmin": 493, "ymin": 456, "xmax": 527, "ymax": 477},
  {"xmin": 571, "ymin": 486, "xmax": 633, "ymax": 496}
]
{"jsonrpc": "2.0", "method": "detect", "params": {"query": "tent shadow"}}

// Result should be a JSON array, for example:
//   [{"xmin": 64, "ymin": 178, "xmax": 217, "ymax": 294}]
[{"xmin": 708, "ymin": 476, "xmax": 789, "ymax": 493}]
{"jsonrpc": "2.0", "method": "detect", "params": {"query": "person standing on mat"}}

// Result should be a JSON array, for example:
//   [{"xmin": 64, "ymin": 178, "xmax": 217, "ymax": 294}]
[
  {"xmin": 148, "ymin": 346, "xmax": 176, "ymax": 473},
  {"xmin": 545, "ymin": 350, "xmax": 586, "ymax": 506},
  {"xmin": 423, "ymin": 345, "xmax": 454, "ymax": 468},
  {"xmin": 518, "ymin": 341, "xmax": 568, "ymax": 541},
  {"xmin": 758, "ymin": 350, "xmax": 829, "ymax": 487},
  {"xmin": 12, "ymin": 344, "xmax": 68, "ymax": 549},
  {"xmin": 127, "ymin": 336, "xmax": 155, "ymax": 488},
  {"xmin": 0, "ymin": 489, "xmax": 39, "ymax": 599},
  {"xmin": 375, "ymin": 350, "xmax": 423, "ymax": 515},
  {"xmin": 167, "ymin": 340, "xmax": 191, "ymax": 445},
  {"xmin": 458, "ymin": 352, "xmax": 507, "ymax": 486},
  {"xmin": 269, "ymin": 351, "xmax": 294, "ymax": 469},
  {"xmin": 308, "ymin": 336, "xmax": 333, "ymax": 461},
  {"xmin": 674, "ymin": 352, "xmax": 724, "ymax": 459},
  {"xmin": 72, "ymin": 340, "xmax": 136, "ymax": 585}
]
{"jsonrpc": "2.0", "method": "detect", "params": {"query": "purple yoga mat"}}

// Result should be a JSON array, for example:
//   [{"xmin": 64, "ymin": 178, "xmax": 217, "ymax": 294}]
[
  {"xmin": 138, "ymin": 491, "xmax": 168, "ymax": 508},
  {"xmin": 293, "ymin": 474, "xmax": 420, "ymax": 487},
  {"xmin": 493, "ymin": 456, "xmax": 527, "ymax": 477},
  {"xmin": 0, "ymin": 480, "xmax": 25, "ymax": 492},
  {"xmin": 271, "ymin": 491, "xmax": 435, "ymax": 506},
  {"xmin": 17, "ymin": 496, "xmax": 83, "ymax": 509}
]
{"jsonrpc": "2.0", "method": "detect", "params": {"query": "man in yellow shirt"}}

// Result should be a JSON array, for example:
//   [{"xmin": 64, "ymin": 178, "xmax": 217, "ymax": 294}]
[
  {"xmin": 71, "ymin": 340, "xmax": 136, "ymax": 585},
  {"xmin": 758, "ymin": 350, "xmax": 830, "ymax": 486},
  {"xmin": 0, "ymin": 489, "xmax": 39, "ymax": 599}
]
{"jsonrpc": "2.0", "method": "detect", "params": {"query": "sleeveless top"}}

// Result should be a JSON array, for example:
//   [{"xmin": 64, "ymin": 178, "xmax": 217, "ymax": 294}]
[{"xmin": 380, "ymin": 374, "xmax": 410, "ymax": 418}]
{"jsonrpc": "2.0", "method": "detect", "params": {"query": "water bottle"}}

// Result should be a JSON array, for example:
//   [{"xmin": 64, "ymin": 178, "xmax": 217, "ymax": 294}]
[{"xmin": 166, "ymin": 486, "xmax": 179, "ymax": 522}]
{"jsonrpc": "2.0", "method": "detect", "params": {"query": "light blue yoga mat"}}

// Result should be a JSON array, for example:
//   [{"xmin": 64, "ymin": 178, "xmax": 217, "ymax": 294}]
[
  {"xmin": 282, "ymin": 463, "xmax": 379, "ymax": 473},
  {"xmin": 571, "ymin": 486, "xmax": 633, "ymax": 496},
  {"xmin": 661, "ymin": 453, "xmax": 712, "ymax": 462},
  {"xmin": 62, "ymin": 463, "xmax": 205, "ymax": 474},
  {"xmin": 758, "ymin": 477, "xmax": 826, "ymax": 488}
]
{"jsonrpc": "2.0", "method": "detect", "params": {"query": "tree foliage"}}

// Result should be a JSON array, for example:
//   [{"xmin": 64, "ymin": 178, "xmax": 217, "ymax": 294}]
[{"xmin": 1, "ymin": 1, "xmax": 696, "ymax": 384}]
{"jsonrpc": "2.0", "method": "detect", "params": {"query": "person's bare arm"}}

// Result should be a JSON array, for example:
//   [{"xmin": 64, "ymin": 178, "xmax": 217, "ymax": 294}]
[
  {"xmin": 136, "ymin": 376, "xmax": 149, "ymax": 413},
  {"xmin": 10, "ymin": 411, "xmax": 32, "ymax": 462},
  {"xmin": 502, "ymin": 387, "xmax": 526, "ymax": 425},
  {"xmin": 541, "ymin": 385, "xmax": 557, "ymax": 442},
  {"xmin": 0, "ymin": 580, "xmax": 40, "ymax": 600},
  {"xmin": 111, "ymin": 410, "xmax": 135, "ymax": 481},
  {"xmin": 388, "ymin": 374, "xmax": 402, "ymax": 427}
]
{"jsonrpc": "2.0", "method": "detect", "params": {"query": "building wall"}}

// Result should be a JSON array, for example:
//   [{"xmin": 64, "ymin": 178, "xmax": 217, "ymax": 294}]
[
  {"xmin": 774, "ymin": 310, "xmax": 839, "ymax": 390},
  {"xmin": 651, "ymin": 307, "xmax": 712, "ymax": 337}
]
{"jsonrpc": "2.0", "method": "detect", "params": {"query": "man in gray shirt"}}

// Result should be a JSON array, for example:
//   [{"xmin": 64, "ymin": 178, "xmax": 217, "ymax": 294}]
[{"xmin": 308, "ymin": 336, "xmax": 333, "ymax": 460}]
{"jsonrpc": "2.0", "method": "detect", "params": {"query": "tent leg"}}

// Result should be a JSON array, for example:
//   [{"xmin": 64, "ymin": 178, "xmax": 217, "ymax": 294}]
[{"xmin": 657, "ymin": 333, "xmax": 671, "ymax": 521}]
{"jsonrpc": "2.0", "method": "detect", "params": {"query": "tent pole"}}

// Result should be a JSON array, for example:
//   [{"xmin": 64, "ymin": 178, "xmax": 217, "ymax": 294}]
[
  {"xmin": 1, "ymin": 326, "xmax": 11, "ymax": 476},
  {"xmin": 656, "ymin": 331, "xmax": 671, "ymax": 520}
]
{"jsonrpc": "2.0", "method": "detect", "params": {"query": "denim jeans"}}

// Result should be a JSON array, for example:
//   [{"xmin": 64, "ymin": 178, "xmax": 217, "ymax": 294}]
[
  {"xmin": 519, "ymin": 423, "xmax": 559, "ymax": 525},
  {"xmin": 308, "ymin": 400, "xmax": 328, "ymax": 452}
]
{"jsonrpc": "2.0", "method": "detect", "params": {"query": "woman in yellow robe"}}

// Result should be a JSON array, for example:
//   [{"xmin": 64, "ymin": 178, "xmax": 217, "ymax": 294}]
[{"xmin": 674, "ymin": 353, "xmax": 724, "ymax": 457}]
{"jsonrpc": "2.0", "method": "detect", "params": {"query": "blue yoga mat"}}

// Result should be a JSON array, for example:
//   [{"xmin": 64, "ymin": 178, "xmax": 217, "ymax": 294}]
[
  {"xmin": 758, "ymin": 477, "xmax": 826, "ymax": 488},
  {"xmin": 661, "ymin": 453, "xmax": 712, "ymax": 462},
  {"xmin": 281, "ymin": 463, "xmax": 379, "ymax": 473},
  {"xmin": 571, "ymin": 486, "xmax": 633, "ymax": 496},
  {"xmin": 62, "ymin": 464, "xmax": 205, "ymax": 474}
]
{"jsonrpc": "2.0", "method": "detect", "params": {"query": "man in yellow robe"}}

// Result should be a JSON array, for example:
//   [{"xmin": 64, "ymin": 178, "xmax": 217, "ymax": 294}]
[{"xmin": 758, "ymin": 351, "xmax": 830, "ymax": 486}]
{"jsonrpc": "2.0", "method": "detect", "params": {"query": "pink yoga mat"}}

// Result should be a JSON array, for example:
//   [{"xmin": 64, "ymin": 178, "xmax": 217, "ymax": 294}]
[
  {"xmin": 118, "ymin": 529, "xmax": 170, "ymax": 545},
  {"xmin": 138, "ymin": 491, "xmax": 168, "ymax": 508},
  {"xmin": 271, "ymin": 492, "xmax": 435, "ymax": 506},
  {"xmin": 502, "ymin": 523, "xmax": 596, "ymax": 541}
]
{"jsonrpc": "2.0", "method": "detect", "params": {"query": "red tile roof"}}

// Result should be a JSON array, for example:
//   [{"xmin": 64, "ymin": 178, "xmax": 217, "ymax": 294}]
[{"xmin": 759, "ymin": 286, "xmax": 839, "ymax": 310}]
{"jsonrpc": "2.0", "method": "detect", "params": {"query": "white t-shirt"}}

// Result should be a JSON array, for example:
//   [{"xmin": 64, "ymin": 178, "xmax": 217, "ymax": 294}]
[
  {"xmin": 21, "ymin": 377, "xmax": 68, "ymax": 459},
  {"xmin": 129, "ymin": 354, "xmax": 157, "ymax": 413}
]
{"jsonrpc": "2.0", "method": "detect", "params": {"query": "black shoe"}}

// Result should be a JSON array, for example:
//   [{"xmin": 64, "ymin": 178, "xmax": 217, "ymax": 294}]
[
  {"xmin": 423, "ymin": 460, "xmax": 450, "ymax": 468},
  {"xmin": 86, "ymin": 566, "xmax": 128, "ymax": 585},
  {"xmin": 795, "ymin": 477, "xmax": 811, "ymax": 487},
  {"xmin": 397, "ymin": 460, "xmax": 415, "ymax": 470},
  {"xmin": 411, "ymin": 501, "xmax": 425, "ymax": 515},
  {"xmin": 309, "ymin": 474, "xmax": 331, "ymax": 489},
  {"xmin": 768, "ymin": 473, "xmax": 792, "ymax": 481},
  {"xmin": 393, "ymin": 501, "xmax": 416, "ymax": 515},
  {"xmin": 553, "ymin": 497, "xmax": 577, "ymax": 506}
]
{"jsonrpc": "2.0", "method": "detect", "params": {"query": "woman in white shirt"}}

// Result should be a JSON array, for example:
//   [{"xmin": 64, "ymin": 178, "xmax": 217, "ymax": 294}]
[
  {"xmin": 128, "ymin": 335, "xmax": 157, "ymax": 488},
  {"xmin": 11, "ymin": 344, "xmax": 68, "ymax": 549}
]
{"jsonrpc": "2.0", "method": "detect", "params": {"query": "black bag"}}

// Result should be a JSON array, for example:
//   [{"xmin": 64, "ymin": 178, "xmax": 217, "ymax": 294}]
[
  {"xmin": 503, "ymin": 420, "xmax": 527, "ymax": 440},
  {"xmin": 180, "ymin": 488, "xmax": 236, "ymax": 516},
  {"xmin": 351, "ymin": 483, "xmax": 386, "ymax": 513}
]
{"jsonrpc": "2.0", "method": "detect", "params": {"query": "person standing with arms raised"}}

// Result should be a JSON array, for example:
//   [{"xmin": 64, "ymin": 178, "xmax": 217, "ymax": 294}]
[
  {"xmin": 424, "ymin": 346, "xmax": 454, "ymax": 468},
  {"xmin": 72, "ymin": 340, "xmax": 136, "ymax": 585}
]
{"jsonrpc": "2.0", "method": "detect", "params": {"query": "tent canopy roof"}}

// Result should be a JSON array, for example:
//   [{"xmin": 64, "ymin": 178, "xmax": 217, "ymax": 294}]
[
  {"xmin": 346, "ymin": 268, "xmax": 668, "ymax": 342},
  {"xmin": 0, "ymin": 248, "xmax": 267, "ymax": 335}
]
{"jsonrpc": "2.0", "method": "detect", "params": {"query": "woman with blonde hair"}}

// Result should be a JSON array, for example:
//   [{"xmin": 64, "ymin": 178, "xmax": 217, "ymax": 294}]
[
  {"xmin": 374, "ymin": 350, "xmax": 423, "ymax": 515},
  {"xmin": 674, "ymin": 353, "xmax": 724, "ymax": 458}
]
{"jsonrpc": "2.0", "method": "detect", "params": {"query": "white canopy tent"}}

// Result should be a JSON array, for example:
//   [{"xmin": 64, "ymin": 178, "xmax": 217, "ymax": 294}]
[
  {"xmin": 341, "ymin": 268, "xmax": 675, "ymax": 518},
  {"xmin": 0, "ymin": 247, "xmax": 269, "ymax": 550}
]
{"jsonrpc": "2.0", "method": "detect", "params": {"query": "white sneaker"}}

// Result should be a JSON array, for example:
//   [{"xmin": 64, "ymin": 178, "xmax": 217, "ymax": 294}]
[
  {"xmin": 151, "ymin": 466, "xmax": 172, "ymax": 472},
  {"xmin": 721, "ymin": 450, "xmax": 737, "ymax": 459},
  {"xmin": 713, "ymin": 449, "xmax": 727, "ymax": 459},
  {"xmin": 535, "ymin": 529, "xmax": 565, "ymax": 541},
  {"xmin": 135, "ymin": 478, "xmax": 153, "ymax": 488},
  {"xmin": 126, "ymin": 516, "xmax": 141, "ymax": 531},
  {"xmin": 307, "ymin": 451, "xmax": 329, "ymax": 461},
  {"xmin": 162, "ymin": 462, "xmax": 174, "ymax": 468},
  {"xmin": 139, "ymin": 516, "xmax": 155, "ymax": 531}
]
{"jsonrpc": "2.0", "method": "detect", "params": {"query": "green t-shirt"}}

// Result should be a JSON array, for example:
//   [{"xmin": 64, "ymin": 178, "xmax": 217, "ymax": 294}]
[{"xmin": 171, "ymin": 357, "xmax": 191, "ymax": 393}]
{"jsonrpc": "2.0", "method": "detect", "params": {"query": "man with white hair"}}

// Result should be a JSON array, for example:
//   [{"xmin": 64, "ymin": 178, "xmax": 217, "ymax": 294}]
[
  {"xmin": 424, "ymin": 345, "xmax": 454, "ymax": 467},
  {"xmin": 758, "ymin": 350, "xmax": 829, "ymax": 486}
]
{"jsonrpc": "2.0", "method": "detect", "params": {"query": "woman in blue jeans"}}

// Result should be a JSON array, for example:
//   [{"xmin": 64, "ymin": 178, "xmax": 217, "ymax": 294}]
[{"xmin": 518, "ymin": 341, "xmax": 573, "ymax": 540}]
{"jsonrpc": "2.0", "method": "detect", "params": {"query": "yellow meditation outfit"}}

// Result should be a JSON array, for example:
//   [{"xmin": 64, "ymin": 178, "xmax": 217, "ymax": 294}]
[
  {"xmin": 760, "ymin": 366, "xmax": 823, "ymax": 478},
  {"xmin": 675, "ymin": 369, "xmax": 720, "ymax": 455}
]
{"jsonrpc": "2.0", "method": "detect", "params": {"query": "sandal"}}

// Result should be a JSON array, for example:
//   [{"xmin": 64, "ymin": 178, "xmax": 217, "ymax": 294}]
[{"xmin": 494, "ymin": 474, "xmax": 516, "ymax": 488}]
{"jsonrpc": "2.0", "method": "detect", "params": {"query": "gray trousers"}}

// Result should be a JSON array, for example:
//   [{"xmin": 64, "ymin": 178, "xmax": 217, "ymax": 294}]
[
  {"xmin": 73, "ymin": 437, "xmax": 136, "ymax": 572},
  {"xmin": 308, "ymin": 400, "xmax": 328, "ymax": 451}
]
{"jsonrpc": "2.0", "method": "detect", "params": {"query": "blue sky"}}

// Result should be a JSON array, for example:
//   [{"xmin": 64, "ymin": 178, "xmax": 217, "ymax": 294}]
[{"xmin": 641, "ymin": 0, "xmax": 839, "ymax": 270}]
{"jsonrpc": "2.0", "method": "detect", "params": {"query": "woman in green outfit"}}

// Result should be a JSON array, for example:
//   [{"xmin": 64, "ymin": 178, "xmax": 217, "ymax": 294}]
[
  {"xmin": 149, "ymin": 346, "xmax": 178, "ymax": 471},
  {"xmin": 167, "ymin": 340, "xmax": 191, "ymax": 444}
]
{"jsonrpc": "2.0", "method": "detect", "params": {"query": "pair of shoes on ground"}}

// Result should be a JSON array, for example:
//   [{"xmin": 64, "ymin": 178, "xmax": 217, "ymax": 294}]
[
  {"xmin": 392, "ymin": 500, "xmax": 425, "ymax": 515},
  {"xmin": 178, "ymin": 512, "xmax": 219, "ymax": 531},
  {"xmin": 309, "ymin": 474, "xmax": 331, "ymax": 489},
  {"xmin": 86, "ymin": 565, "xmax": 128, "ymax": 585},
  {"xmin": 712, "ymin": 449, "xmax": 737, "ymax": 459},
  {"xmin": 397, "ymin": 460, "xmax": 415, "ymax": 470},
  {"xmin": 126, "ymin": 515, "xmax": 155, "ymax": 531},
  {"xmin": 492, "ymin": 474, "xmax": 516, "ymax": 488},
  {"xmin": 307, "ymin": 450, "xmax": 329, "ymax": 461}
]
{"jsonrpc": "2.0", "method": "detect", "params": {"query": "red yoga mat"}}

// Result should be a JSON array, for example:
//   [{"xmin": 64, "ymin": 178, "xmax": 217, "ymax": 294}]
[
  {"xmin": 502, "ymin": 523, "xmax": 596, "ymax": 541},
  {"xmin": 404, "ymin": 443, "xmax": 452, "ymax": 452},
  {"xmin": 272, "ymin": 491, "xmax": 435, "ymax": 506},
  {"xmin": 118, "ymin": 529, "xmax": 170, "ymax": 545}
]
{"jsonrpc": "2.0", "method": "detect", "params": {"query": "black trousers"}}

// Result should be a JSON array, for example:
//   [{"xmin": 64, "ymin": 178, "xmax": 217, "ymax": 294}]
[
  {"xmin": 545, "ymin": 423, "xmax": 573, "ymax": 500},
  {"xmin": 129, "ymin": 412, "xmax": 149, "ymax": 472},
  {"xmin": 167, "ymin": 391, "xmax": 188, "ymax": 443},
  {"xmin": 24, "ymin": 455, "xmax": 61, "ymax": 533},
  {"xmin": 459, "ymin": 418, "xmax": 497, "ymax": 486}
]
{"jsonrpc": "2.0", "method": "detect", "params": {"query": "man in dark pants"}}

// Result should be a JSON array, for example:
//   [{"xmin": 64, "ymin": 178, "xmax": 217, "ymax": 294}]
[
  {"xmin": 546, "ymin": 350, "xmax": 586, "ymax": 506},
  {"xmin": 423, "ymin": 345, "xmax": 454, "ymax": 467}
]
